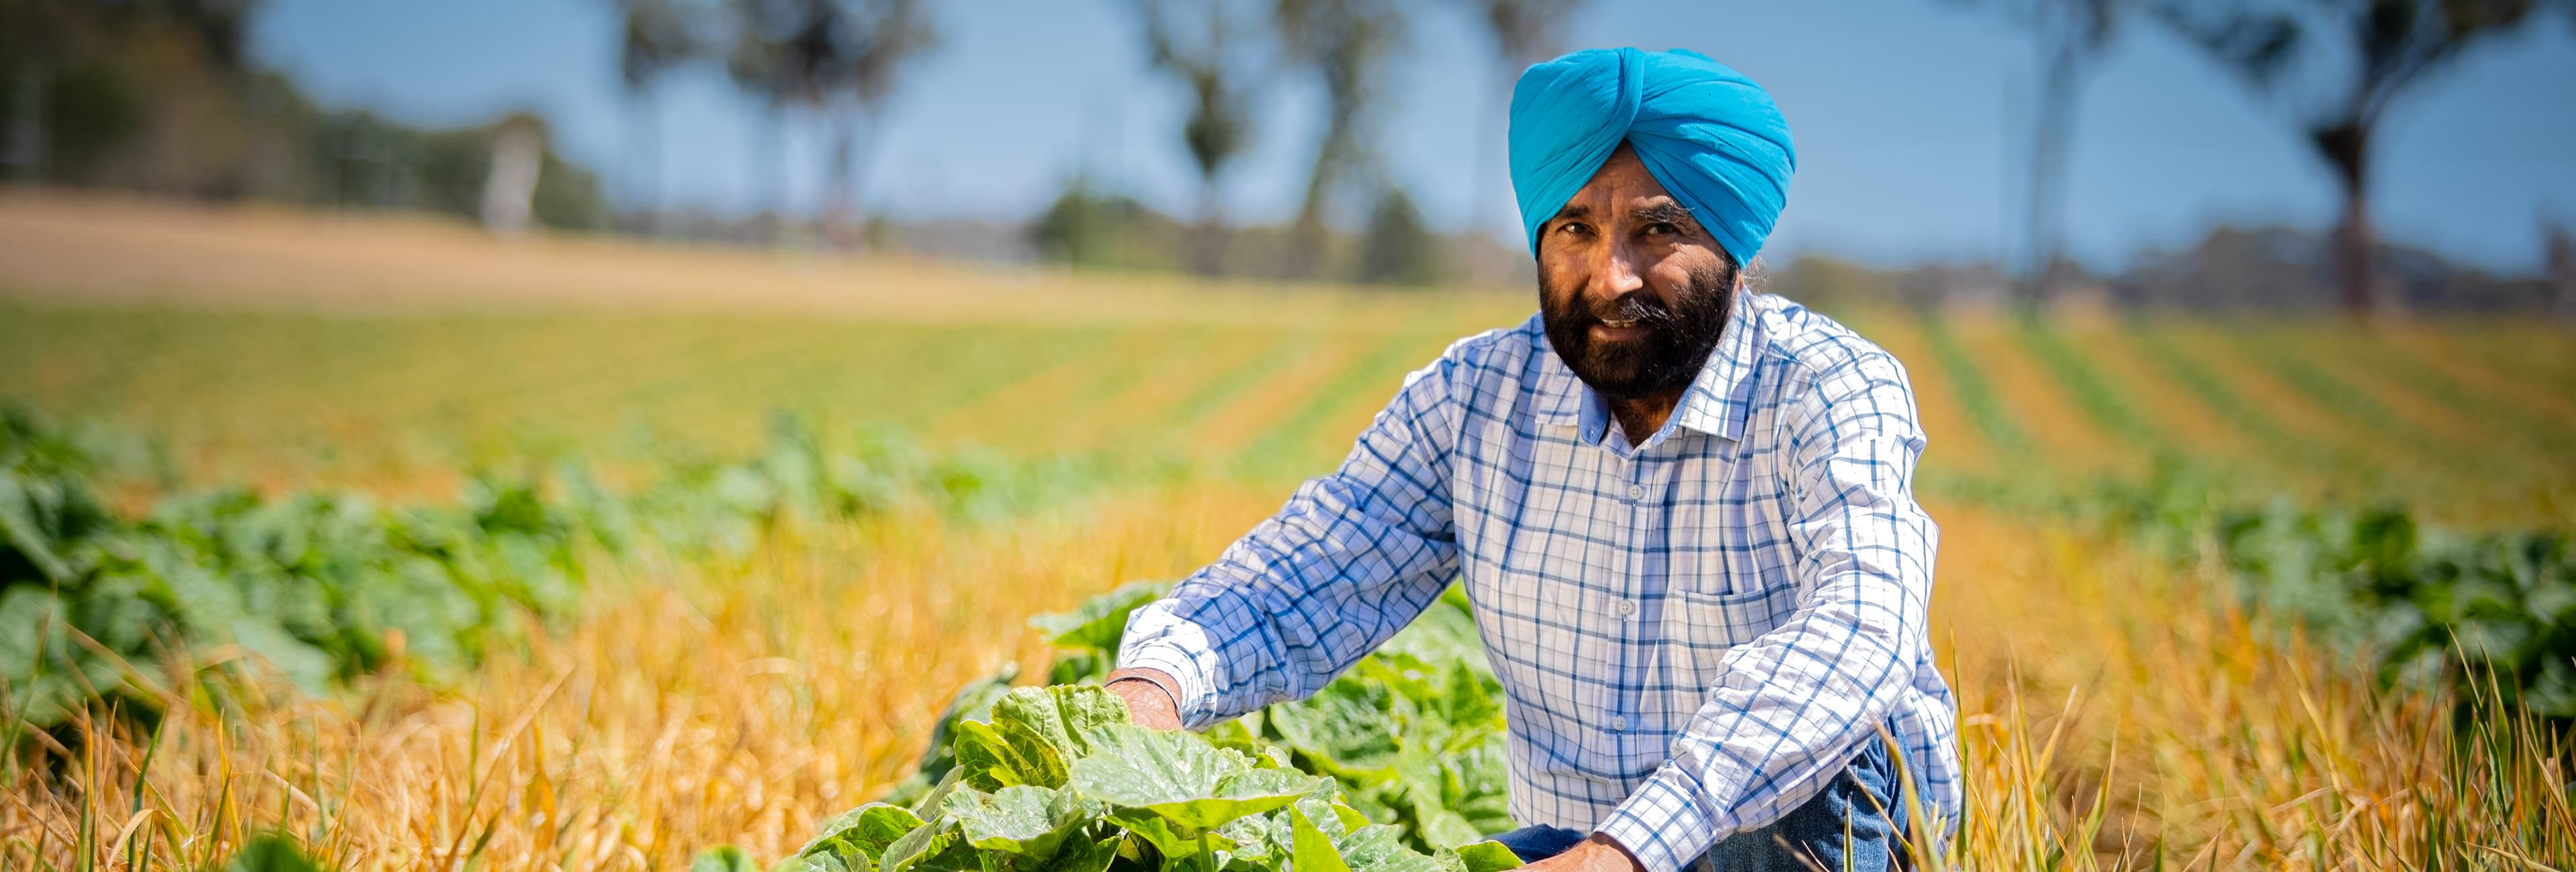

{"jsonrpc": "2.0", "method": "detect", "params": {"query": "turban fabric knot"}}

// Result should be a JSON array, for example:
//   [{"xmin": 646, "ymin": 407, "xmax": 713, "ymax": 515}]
[{"xmin": 1508, "ymin": 47, "xmax": 1796, "ymax": 266}]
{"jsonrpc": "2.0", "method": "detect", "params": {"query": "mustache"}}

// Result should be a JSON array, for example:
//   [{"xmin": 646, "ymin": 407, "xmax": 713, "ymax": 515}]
[{"xmin": 1573, "ymin": 292, "xmax": 1680, "ymax": 328}]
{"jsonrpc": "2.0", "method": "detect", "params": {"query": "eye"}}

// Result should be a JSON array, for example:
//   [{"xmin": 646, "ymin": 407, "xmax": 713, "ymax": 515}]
[
  {"xmin": 1558, "ymin": 221, "xmax": 1593, "ymax": 238},
  {"xmin": 1642, "ymin": 222, "xmax": 1678, "ymax": 237}
]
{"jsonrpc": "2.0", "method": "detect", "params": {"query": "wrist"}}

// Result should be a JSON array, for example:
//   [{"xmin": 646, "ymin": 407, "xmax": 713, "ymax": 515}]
[
  {"xmin": 1102, "ymin": 668, "xmax": 1182, "ymax": 728},
  {"xmin": 1579, "ymin": 834, "xmax": 1646, "ymax": 872}
]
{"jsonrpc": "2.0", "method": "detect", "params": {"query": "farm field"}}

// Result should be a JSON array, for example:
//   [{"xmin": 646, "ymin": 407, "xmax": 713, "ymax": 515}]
[
  {"xmin": 8, "ymin": 294, "xmax": 2575, "ymax": 520},
  {"xmin": 1, "ymin": 197, "xmax": 2571, "ymax": 869}
]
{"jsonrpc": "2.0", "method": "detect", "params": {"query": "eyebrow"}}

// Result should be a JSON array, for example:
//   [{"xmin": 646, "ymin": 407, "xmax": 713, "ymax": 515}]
[
  {"xmin": 1551, "ymin": 204, "xmax": 1595, "ymax": 224},
  {"xmin": 1633, "ymin": 201, "xmax": 1695, "ymax": 227}
]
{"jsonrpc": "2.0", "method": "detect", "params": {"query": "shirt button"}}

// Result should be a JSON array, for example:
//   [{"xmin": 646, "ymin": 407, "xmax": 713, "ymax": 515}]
[
  {"xmin": 1616, "ymin": 599, "xmax": 1636, "ymax": 616},
  {"xmin": 1610, "ymin": 716, "xmax": 1629, "ymax": 732},
  {"xmin": 1627, "ymin": 484, "xmax": 1646, "ymax": 500}
]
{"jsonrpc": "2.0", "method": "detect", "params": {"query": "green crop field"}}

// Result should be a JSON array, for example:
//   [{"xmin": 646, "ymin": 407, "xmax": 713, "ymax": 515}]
[
  {"xmin": 1, "ymin": 198, "xmax": 2569, "ymax": 871},
  {"xmin": 5, "ymin": 294, "xmax": 2567, "ymax": 518}
]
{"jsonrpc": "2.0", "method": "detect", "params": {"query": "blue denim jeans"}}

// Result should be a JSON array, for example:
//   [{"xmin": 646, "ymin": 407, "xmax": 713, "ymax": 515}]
[{"xmin": 1487, "ymin": 736, "xmax": 1909, "ymax": 871}]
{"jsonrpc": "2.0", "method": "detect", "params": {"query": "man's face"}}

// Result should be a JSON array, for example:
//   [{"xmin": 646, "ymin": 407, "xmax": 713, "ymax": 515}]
[{"xmin": 1536, "ymin": 144, "xmax": 1738, "ymax": 402}]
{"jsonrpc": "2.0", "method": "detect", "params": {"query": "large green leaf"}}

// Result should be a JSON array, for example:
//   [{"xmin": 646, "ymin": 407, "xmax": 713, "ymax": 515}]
[
  {"xmin": 953, "ymin": 720, "xmax": 1044, "ymax": 791},
  {"xmin": 798, "ymin": 804, "xmax": 928, "ymax": 859},
  {"xmin": 1289, "ymin": 806, "xmax": 1352, "ymax": 872},
  {"xmin": 1097, "ymin": 811, "xmax": 1226, "ymax": 861},
  {"xmin": 878, "ymin": 819, "xmax": 960, "ymax": 872},
  {"xmin": 1071, "ymin": 724, "xmax": 1321, "ymax": 832},
  {"xmin": 991, "ymin": 684, "xmax": 1129, "ymax": 763},
  {"xmin": 691, "ymin": 845, "xmax": 764, "ymax": 872},
  {"xmin": 979, "ymin": 836, "xmax": 1120, "ymax": 872},
  {"xmin": 1330, "ymin": 825, "xmax": 1441, "ymax": 872},
  {"xmin": 1267, "ymin": 682, "xmax": 1399, "ymax": 773},
  {"xmin": 0, "ymin": 473, "xmax": 74, "ymax": 584},
  {"xmin": 941, "ymin": 785, "xmax": 1088, "ymax": 858},
  {"xmin": 1435, "ymin": 842, "xmax": 1523, "ymax": 872}
]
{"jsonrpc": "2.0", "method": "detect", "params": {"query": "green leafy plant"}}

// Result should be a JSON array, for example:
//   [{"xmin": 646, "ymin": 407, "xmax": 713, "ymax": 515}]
[
  {"xmin": 776, "ymin": 684, "xmax": 1523, "ymax": 872},
  {"xmin": 2100, "ymin": 470, "xmax": 2576, "ymax": 720},
  {"xmin": 882, "ymin": 584, "xmax": 1514, "ymax": 855},
  {"xmin": 0, "ymin": 408, "xmax": 1122, "ymax": 743}
]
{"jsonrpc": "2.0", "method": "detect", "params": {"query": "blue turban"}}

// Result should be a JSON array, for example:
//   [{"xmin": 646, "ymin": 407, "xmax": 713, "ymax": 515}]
[{"xmin": 1509, "ymin": 48, "xmax": 1795, "ymax": 266}]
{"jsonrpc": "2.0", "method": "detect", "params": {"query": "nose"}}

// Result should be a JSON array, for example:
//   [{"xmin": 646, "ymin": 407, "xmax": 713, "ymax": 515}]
[{"xmin": 1587, "ymin": 237, "xmax": 1648, "ymax": 305}]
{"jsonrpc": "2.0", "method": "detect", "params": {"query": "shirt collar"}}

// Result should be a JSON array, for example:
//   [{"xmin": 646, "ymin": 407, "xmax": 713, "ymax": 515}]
[{"xmin": 1531, "ymin": 294, "xmax": 1765, "ymax": 447}]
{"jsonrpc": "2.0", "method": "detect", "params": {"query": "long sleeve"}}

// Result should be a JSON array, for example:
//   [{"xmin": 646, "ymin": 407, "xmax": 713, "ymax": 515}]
[
  {"xmin": 1595, "ymin": 353, "xmax": 1938, "ymax": 872},
  {"xmin": 1117, "ymin": 352, "xmax": 1466, "ymax": 729}
]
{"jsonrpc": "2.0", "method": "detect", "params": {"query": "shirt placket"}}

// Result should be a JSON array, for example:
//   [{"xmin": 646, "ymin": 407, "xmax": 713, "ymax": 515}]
[{"xmin": 1608, "ymin": 445, "xmax": 1668, "ymax": 761}]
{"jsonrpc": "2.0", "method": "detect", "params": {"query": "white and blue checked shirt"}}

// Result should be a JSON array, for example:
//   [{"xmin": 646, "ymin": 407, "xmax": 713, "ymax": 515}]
[{"xmin": 1119, "ymin": 292, "xmax": 1959, "ymax": 871}]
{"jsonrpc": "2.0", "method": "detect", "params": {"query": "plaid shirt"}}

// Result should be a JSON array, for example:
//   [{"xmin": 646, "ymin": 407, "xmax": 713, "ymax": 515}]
[{"xmin": 1119, "ymin": 292, "xmax": 1959, "ymax": 871}]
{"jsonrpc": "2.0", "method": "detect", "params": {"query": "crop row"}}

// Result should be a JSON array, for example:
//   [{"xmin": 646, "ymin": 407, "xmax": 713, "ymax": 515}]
[
  {"xmin": 0, "ymin": 408, "xmax": 1116, "ymax": 741},
  {"xmin": 3, "ymin": 304, "xmax": 2569, "ymax": 514}
]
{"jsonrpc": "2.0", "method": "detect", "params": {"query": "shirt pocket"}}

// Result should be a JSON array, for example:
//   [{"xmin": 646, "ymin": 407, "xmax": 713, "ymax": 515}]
[{"xmin": 1661, "ymin": 581, "xmax": 1805, "ymax": 689}]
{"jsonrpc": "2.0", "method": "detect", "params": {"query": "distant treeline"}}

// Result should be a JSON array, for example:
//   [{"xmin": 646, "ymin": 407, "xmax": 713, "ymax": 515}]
[
  {"xmin": 1774, "ymin": 225, "xmax": 2573, "ymax": 317},
  {"xmin": 1, "ymin": 0, "xmax": 608, "ymax": 231}
]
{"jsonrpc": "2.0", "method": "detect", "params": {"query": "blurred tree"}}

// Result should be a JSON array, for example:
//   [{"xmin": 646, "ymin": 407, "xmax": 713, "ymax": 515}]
[
  {"xmin": 724, "ymin": 0, "xmax": 802, "ymax": 235},
  {"xmin": 1131, "ymin": 0, "xmax": 1267, "ymax": 275},
  {"xmin": 818, "ymin": 0, "xmax": 936, "ymax": 250},
  {"xmin": 2152, "ymin": 0, "xmax": 2563, "ymax": 319},
  {"xmin": 724, "ymin": 0, "xmax": 937, "ymax": 249},
  {"xmin": 1, "ymin": 0, "xmax": 262, "ymax": 189},
  {"xmin": 1947, "ymin": 0, "xmax": 2124, "ymax": 312},
  {"xmin": 1030, "ymin": 176, "xmax": 1185, "ymax": 272},
  {"xmin": 1277, "ymin": 0, "xmax": 1407, "ymax": 282},
  {"xmin": 609, "ymin": 0, "xmax": 704, "ymax": 233},
  {"xmin": 1355, "ymin": 186, "xmax": 1446, "ymax": 286},
  {"xmin": 1450, "ymin": 0, "xmax": 1587, "ymax": 244},
  {"xmin": 2548, "ymin": 215, "xmax": 2575, "ymax": 324},
  {"xmin": 0, "ymin": 1, "xmax": 76, "ymax": 180}
]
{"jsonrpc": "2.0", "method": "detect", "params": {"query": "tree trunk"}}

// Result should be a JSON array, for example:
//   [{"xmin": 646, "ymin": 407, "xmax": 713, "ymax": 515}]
[
  {"xmin": 1286, "ymin": 107, "xmax": 1354, "ymax": 282},
  {"xmin": 2334, "ymin": 184, "xmax": 2375, "ymax": 320},
  {"xmin": 5, "ymin": 60, "xmax": 44, "ymax": 182},
  {"xmin": 824, "ymin": 105, "xmax": 857, "ymax": 251},
  {"xmin": 761, "ymin": 104, "xmax": 789, "ymax": 246},
  {"xmin": 2318, "ymin": 121, "xmax": 2377, "ymax": 319},
  {"xmin": 1192, "ymin": 180, "xmax": 1228, "ymax": 276},
  {"xmin": 2021, "ymin": 42, "xmax": 2082, "ymax": 315},
  {"xmin": 2547, "ymin": 219, "xmax": 2575, "ymax": 325},
  {"xmin": 625, "ymin": 91, "xmax": 658, "ymax": 235}
]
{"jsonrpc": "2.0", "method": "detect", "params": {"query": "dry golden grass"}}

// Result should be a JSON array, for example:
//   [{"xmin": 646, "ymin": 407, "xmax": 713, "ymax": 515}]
[
  {"xmin": 1933, "ymin": 509, "xmax": 2576, "ymax": 870},
  {"xmin": 0, "ymin": 486, "xmax": 1293, "ymax": 871},
  {"xmin": 7, "ymin": 496, "xmax": 2566, "ymax": 871}
]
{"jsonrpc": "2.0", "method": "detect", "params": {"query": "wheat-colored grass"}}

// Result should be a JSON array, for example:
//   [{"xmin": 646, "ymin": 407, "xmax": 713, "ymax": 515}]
[{"xmin": 7, "ymin": 497, "xmax": 2566, "ymax": 871}]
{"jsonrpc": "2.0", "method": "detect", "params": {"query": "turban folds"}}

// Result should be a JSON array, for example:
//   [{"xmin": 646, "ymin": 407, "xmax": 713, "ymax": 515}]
[{"xmin": 1509, "ymin": 47, "xmax": 1795, "ymax": 266}]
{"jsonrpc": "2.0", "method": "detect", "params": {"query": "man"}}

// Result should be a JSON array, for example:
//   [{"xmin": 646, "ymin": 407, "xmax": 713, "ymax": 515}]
[{"xmin": 1102, "ymin": 47, "xmax": 1958, "ymax": 872}]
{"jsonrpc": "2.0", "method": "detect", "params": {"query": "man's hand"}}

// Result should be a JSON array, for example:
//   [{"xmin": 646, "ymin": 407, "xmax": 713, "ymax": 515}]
[
  {"xmin": 1522, "ymin": 835, "xmax": 1647, "ymax": 872},
  {"xmin": 1104, "ymin": 671, "xmax": 1183, "ymax": 730}
]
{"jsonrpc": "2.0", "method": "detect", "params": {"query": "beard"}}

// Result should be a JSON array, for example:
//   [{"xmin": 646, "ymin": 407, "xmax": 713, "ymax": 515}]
[{"xmin": 1540, "ymin": 258, "xmax": 1737, "ymax": 402}]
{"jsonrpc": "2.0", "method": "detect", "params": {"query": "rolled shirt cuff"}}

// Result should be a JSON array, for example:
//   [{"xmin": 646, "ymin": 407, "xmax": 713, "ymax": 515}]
[{"xmin": 1594, "ymin": 765, "xmax": 1721, "ymax": 872}]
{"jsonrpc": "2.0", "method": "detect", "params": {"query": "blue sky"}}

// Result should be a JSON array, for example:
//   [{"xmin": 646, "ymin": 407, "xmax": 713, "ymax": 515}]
[{"xmin": 251, "ymin": 1, "xmax": 2576, "ymax": 273}]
